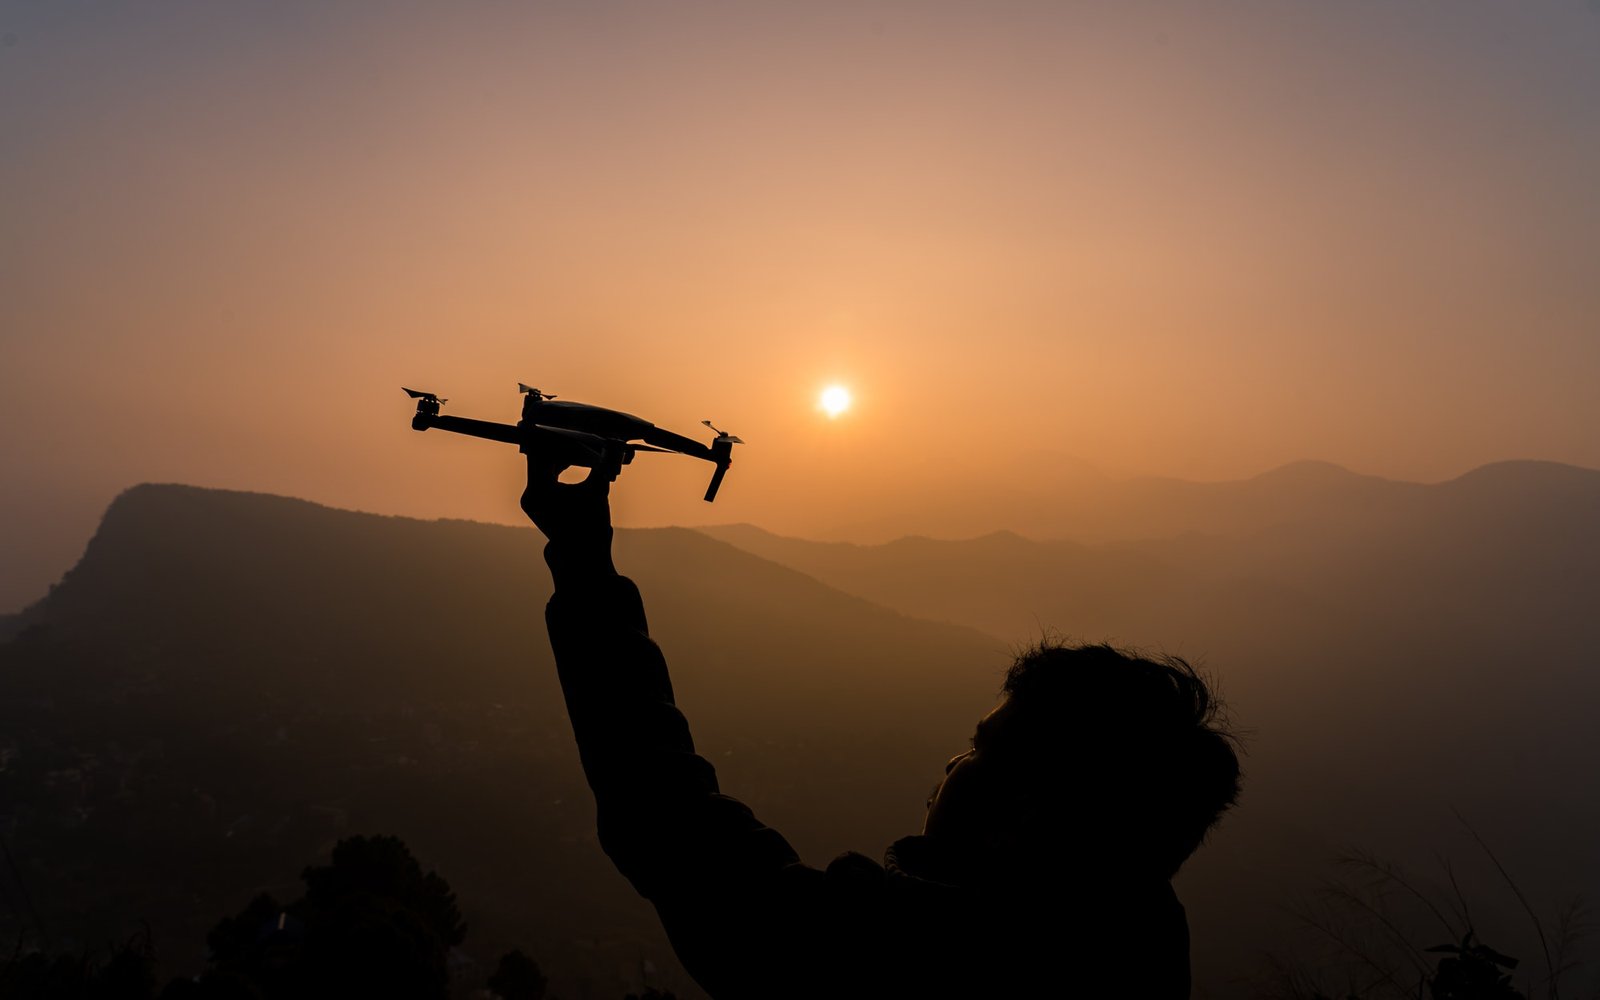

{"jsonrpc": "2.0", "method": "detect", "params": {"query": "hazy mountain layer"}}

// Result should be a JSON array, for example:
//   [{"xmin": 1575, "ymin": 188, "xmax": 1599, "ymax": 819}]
[
  {"xmin": 702, "ymin": 460, "xmax": 1600, "ymax": 993},
  {"xmin": 6, "ymin": 466, "xmax": 1599, "ymax": 997},
  {"xmin": 819, "ymin": 457, "xmax": 1597, "ymax": 544},
  {"xmin": 0, "ymin": 485, "xmax": 1004, "ymax": 999}
]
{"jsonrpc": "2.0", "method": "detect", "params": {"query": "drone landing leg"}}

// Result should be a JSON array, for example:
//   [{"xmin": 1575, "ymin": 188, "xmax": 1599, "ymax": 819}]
[{"xmin": 704, "ymin": 462, "xmax": 730, "ymax": 502}]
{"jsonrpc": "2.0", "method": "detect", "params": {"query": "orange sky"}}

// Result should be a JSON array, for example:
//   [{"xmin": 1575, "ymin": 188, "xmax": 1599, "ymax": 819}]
[{"xmin": 3, "ymin": 1, "xmax": 1599, "ymax": 610}]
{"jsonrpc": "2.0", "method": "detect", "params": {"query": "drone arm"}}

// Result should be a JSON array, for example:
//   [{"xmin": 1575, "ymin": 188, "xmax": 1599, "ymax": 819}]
[
  {"xmin": 414, "ymin": 406, "xmax": 635, "ymax": 477},
  {"xmin": 417, "ymin": 413, "xmax": 525, "ymax": 447},
  {"xmin": 640, "ymin": 426, "xmax": 715, "ymax": 461}
]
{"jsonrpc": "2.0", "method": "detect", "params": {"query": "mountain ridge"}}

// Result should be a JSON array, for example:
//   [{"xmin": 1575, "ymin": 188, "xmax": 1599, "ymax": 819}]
[
  {"xmin": 8, "ymin": 459, "xmax": 1596, "ymax": 615},
  {"xmin": 0, "ymin": 482, "xmax": 1008, "ymax": 997},
  {"xmin": 6, "ymin": 473, "xmax": 1599, "ymax": 994},
  {"xmin": 700, "ymin": 457, "xmax": 1599, "ymax": 547}
]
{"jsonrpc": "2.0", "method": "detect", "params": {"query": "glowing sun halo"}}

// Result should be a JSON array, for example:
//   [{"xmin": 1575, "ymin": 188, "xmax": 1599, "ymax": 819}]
[{"xmin": 819, "ymin": 385, "xmax": 852, "ymax": 418}]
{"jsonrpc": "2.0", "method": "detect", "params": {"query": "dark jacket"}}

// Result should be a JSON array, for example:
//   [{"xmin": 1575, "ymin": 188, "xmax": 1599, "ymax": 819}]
[{"xmin": 544, "ymin": 558, "xmax": 1191, "ymax": 998}]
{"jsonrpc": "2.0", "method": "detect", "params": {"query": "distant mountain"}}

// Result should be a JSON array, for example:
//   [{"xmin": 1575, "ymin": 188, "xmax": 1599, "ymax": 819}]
[
  {"xmin": 700, "ymin": 459, "xmax": 1600, "ymax": 642},
  {"xmin": 701, "ymin": 460, "xmax": 1600, "ymax": 992},
  {"xmin": 8, "ymin": 468, "xmax": 1599, "ymax": 997},
  {"xmin": 801, "ymin": 458, "xmax": 1599, "ymax": 544},
  {"xmin": 0, "ymin": 485, "xmax": 1004, "ymax": 998}
]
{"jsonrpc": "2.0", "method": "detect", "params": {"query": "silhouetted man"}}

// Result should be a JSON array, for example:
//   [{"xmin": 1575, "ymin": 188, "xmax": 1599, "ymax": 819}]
[{"xmin": 523, "ymin": 459, "xmax": 1241, "ymax": 998}]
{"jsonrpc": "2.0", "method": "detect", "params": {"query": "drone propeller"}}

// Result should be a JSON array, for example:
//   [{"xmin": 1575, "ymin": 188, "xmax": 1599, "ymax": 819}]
[
  {"xmin": 402, "ymin": 387, "xmax": 447, "ymax": 405},
  {"xmin": 518, "ymin": 383, "xmax": 556, "ymax": 399},
  {"xmin": 701, "ymin": 420, "xmax": 744, "ymax": 444}
]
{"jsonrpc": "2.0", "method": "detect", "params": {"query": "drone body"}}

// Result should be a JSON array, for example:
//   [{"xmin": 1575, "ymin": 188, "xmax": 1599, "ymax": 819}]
[{"xmin": 402, "ymin": 384, "xmax": 742, "ymax": 501}]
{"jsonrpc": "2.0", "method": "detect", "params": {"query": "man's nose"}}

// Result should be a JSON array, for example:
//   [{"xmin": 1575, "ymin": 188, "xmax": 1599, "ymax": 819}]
[{"xmin": 945, "ymin": 750, "xmax": 973, "ymax": 774}]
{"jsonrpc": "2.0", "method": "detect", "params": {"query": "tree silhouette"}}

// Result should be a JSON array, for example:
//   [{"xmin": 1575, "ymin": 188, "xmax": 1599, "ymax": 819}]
[
  {"xmin": 486, "ymin": 948, "xmax": 548, "ymax": 1000},
  {"xmin": 190, "ymin": 834, "xmax": 464, "ymax": 1000},
  {"xmin": 300, "ymin": 835, "xmax": 466, "ymax": 949},
  {"xmin": 0, "ymin": 932, "xmax": 158, "ymax": 1000},
  {"xmin": 0, "ymin": 837, "xmax": 617, "ymax": 1000}
]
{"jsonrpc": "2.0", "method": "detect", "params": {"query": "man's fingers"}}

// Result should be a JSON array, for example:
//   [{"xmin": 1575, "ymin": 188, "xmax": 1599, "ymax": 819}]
[
  {"xmin": 580, "ymin": 463, "xmax": 613, "ymax": 494},
  {"xmin": 525, "ymin": 454, "xmax": 570, "ymax": 488}
]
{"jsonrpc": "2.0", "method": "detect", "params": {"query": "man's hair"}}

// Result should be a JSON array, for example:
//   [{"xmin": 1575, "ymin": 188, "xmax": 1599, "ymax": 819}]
[{"xmin": 994, "ymin": 641, "xmax": 1242, "ymax": 878}]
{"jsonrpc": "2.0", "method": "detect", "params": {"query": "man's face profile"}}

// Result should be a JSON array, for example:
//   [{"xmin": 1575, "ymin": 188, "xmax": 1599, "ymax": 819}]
[{"xmin": 922, "ymin": 697, "xmax": 1019, "ymax": 850}]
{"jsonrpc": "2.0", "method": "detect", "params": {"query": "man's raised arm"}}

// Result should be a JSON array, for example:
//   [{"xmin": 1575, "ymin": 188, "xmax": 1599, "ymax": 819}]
[{"xmin": 521, "ymin": 458, "xmax": 848, "ymax": 995}]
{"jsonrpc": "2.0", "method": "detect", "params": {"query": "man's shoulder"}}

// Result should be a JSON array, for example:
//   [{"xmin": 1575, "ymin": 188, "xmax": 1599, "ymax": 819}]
[
  {"xmin": 759, "ymin": 844, "xmax": 979, "ymax": 941},
  {"xmin": 778, "ymin": 849, "xmax": 959, "ymax": 889}
]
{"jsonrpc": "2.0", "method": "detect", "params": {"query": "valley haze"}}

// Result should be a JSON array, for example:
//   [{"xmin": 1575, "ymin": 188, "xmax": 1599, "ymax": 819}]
[{"xmin": 2, "ymin": 461, "xmax": 1596, "ymax": 995}]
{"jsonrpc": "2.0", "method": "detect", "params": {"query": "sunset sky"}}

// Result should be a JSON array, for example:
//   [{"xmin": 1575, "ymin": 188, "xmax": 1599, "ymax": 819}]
[{"xmin": 3, "ymin": 1, "xmax": 1599, "ymax": 610}]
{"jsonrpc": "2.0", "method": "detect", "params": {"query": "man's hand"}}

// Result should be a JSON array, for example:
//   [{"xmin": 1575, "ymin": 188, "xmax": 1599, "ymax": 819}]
[{"xmin": 521, "ymin": 456, "xmax": 615, "ymax": 581}]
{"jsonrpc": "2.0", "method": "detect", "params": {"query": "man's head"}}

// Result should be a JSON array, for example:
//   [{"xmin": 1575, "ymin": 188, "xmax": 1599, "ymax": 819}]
[{"xmin": 923, "ymin": 641, "xmax": 1241, "ymax": 881}]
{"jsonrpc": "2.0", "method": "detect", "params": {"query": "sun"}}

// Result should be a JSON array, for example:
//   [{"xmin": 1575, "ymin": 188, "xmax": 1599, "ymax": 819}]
[{"xmin": 819, "ymin": 384, "xmax": 852, "ymax": 418}]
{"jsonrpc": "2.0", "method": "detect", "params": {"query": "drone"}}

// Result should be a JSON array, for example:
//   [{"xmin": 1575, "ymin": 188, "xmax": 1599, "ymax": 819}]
[{"xmin": 402, "ymin": 384, "xmax": 743, "ymax": 502}]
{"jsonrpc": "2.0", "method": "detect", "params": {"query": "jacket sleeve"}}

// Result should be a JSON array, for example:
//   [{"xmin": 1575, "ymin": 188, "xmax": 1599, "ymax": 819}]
[
  {"xmin": 542, "ymin": 545, "xmax": 1035, "ymax": 998},
  {"xmin": 544, "ymin": 565, "xmax": 804, "ymax": 896},
  {"xmin": 544, "ymin": 549, "xmax": 893, "ymax": 996}
]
